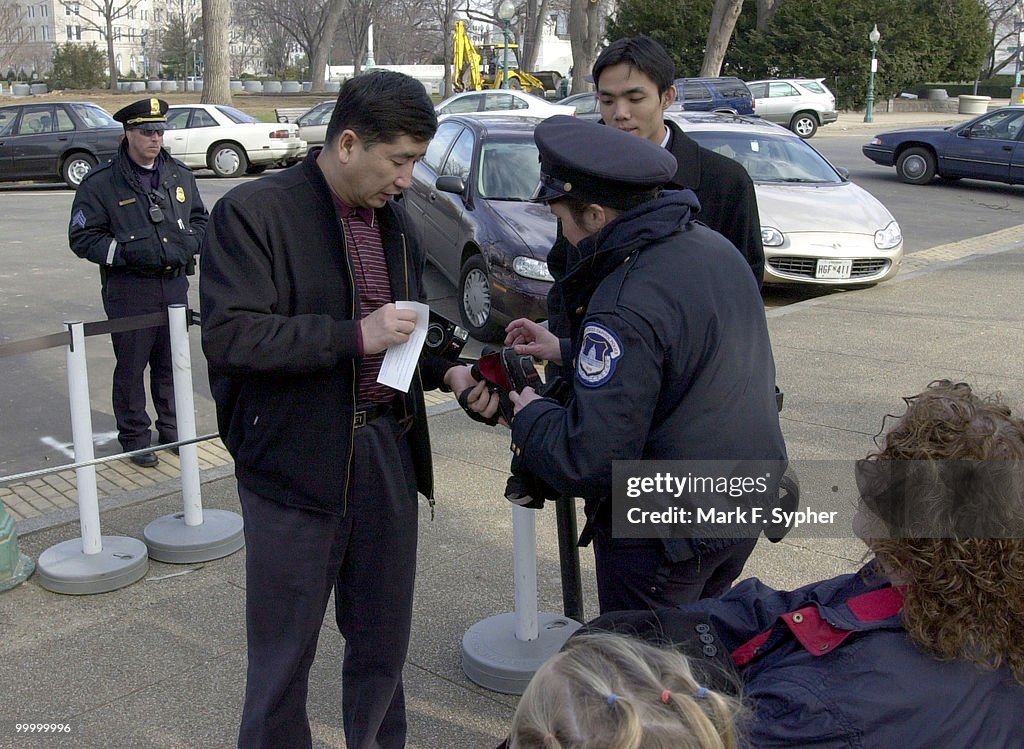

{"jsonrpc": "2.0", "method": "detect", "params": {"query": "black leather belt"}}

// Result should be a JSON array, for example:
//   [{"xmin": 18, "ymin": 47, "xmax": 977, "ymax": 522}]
[
  {"xmin": 354, "ymin": 402, "xmax": 392, "ymax": 429},
  {"xmin": 128, "ymin": 266, "xmax": 185, "ymax": 279}
]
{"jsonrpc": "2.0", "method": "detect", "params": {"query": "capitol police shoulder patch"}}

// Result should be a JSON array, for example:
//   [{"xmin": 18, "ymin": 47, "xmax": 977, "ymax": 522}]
[{"xmin": 576, "ymin": 322, "xmax": 623, "ymax": 388}]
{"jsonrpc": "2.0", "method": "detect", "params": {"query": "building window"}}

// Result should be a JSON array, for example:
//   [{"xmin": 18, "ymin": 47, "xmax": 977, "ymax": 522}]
[{"xmin": 42, "ymin": 25, "xmax": 49, "ymax": 40}]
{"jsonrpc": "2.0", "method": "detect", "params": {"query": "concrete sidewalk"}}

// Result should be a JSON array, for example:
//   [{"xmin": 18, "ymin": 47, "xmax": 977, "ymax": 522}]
[
  {"xmin": 3, "ymin": 236, "xmax": 1024, "ymax": 747},
  {"xmin": 812, "ymin": 98, "xmax": 1011, "ymax": 136}
]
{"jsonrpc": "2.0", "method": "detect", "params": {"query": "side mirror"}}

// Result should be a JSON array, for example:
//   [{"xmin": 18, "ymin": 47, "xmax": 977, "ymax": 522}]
[
  {"xmin": 435, "ymin": 175, "xmax": 466, "ymax": 195},
  {"xmin": 835, "ymin": 166, "xmax": 850, "ymax": 180}
]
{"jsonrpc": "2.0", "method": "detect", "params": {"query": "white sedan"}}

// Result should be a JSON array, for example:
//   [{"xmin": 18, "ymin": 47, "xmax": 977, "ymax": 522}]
[
  {"xmin": 435, "ymin": 89, "xmax": 575, "ymax": 120},
  {"xmin": 667, "ymin": 111, "xmax": 903, "ymax": 286},
  {"xmin": 165, "ymin": 104, "xmax": 307, "ymax": 177}
]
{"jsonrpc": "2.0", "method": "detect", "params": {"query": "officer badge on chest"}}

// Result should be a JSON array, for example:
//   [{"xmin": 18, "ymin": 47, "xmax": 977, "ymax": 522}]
[
  {"xmin": 576, "ymin": 322, "xmax": 622, "ymax": 388},
  {"xmin": 175, "ymin": 186, "xmax": 186, "ymax": 203}
]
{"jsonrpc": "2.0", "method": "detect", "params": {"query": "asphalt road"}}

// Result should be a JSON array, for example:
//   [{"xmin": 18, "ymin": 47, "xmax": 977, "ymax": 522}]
[{"xmin": 1, "ymin": 154, "xmax": 1020, "ymax": 477}]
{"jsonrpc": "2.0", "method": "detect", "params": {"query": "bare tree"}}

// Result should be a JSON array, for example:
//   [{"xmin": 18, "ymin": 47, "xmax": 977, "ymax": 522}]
[
  {"xmin": 373, "ymin": 0, "xmax": 442, "ymax": 65},
  {"xmin": 519, "ymin": 0, "xmax": 550, "ymax": 70},
  {"xmin": 700, "ymin": 0, "xmax": 743, "ymax": 77},
  {"xmin": 60, "ymin": 0, "xmax": 143, "ymax": 90},
  {"xmin": 243, "ymin": 0, "xmax": 343, "ymax": 91},
  {"xmin": 0, "ymin": 0, "xmax": 29, "ymax": 75},
  {"xmin": 568, "ymin": 0, "xmax": 603, "ymax": 93},
  {"xmin": 202, "ymin": 0, "xmax": 232, "ymax": 103},
  {"xmin": 981, "ymin": 0, "xmax": 1023, "ymax": 77},
  {"xmin": 426, "ymin": 0, "xmax": 458, "ymax": 96},
  {"xmin": 754, "ymin": 0, "xmax": 779, "ymax": 32}
]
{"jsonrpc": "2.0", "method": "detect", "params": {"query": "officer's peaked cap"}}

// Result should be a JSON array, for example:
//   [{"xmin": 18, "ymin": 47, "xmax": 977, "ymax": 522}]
[
  {"xmin": 113, "ymin": 98, "xmax": 169, "ymax": 131},
  {"xmin": 532, "ymin": 115, "xmax": 676, "ymax": 210}
]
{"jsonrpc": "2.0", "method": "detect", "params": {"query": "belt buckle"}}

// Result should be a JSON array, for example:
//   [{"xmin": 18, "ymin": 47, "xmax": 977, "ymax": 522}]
[{"xmin": 354, "ymin": 410, "xmax": 367, "ymax": 429}]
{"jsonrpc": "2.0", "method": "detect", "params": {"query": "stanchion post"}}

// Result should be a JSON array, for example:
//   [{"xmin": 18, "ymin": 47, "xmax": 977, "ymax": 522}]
[
  {"xmin": 169, "ymin": 304, "xmax": 202, "ymax": 526},
  {"xmin": 66, "ymin": 321, "xmax": 102, "ymax": 554},
  {"xmin": 142, "ymin": 305, "xmax": 244, "ymax": 564},
  {"xmin": 512, "ymin": 505, "xmax": 539, "ymax": 642}
]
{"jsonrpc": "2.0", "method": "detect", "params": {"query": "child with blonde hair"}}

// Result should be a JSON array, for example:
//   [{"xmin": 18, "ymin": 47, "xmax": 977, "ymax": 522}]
[{"xmin": 506, "ymin": 632, "xmax": 743, "ymax": 749}]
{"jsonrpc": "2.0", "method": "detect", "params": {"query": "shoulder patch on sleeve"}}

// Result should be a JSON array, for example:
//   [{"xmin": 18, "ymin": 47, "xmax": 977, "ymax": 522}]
[
  {"xmin": 70, "ymin": 209, "xmax": 87, "ymax": 229},
  {"xmin": 576, "ymin": 322, "xmax": 623, "ymax": 388}
]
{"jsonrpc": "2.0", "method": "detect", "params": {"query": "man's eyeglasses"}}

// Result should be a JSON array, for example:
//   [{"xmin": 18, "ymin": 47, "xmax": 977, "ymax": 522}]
[{"xmin": 136, "ymin": 128, "xmax": 164, "ymax": 138}]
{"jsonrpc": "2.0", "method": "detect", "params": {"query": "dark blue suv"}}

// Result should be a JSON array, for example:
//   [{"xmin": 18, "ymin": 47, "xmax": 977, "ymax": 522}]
[{"xmin": 673, "ymin": 76, "xmax": 755, "ymax": 115}]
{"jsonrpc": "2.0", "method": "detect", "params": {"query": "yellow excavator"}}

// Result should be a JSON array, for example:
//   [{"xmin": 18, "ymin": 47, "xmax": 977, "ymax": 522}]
[{"xmin": 452, "ymin": 20, "xmax": 551, "ymax": 94}]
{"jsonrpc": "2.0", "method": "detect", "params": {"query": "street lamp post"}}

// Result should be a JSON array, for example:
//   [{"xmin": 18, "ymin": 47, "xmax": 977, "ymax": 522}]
[
  {"xmin": 497, "ymin": 0, "xmax": 515, "ymax": 89},
  {"xmin": 864, "ymin": 24, "xmax": 881, "ymax": 123}
]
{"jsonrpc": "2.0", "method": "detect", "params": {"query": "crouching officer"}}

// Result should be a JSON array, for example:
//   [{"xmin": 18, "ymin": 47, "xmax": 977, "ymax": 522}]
[
  {"xmin": 69, "ymin": 98, "xmax": 208, "ymax": 467},
  {"xmin": 504, "ymin": 116, "xmax": 787, "ymax": 613}
]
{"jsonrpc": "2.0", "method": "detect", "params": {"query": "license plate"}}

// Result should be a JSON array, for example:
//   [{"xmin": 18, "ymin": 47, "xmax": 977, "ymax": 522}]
[{"xmin": 815, "ymin": 258, "xmax": 852, "ymax": 279}]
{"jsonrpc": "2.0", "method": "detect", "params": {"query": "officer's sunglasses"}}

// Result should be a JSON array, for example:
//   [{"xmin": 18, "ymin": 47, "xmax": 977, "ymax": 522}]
[{"xmin": 136, "ymin": 128, "xmax": 164, "ymax": 138}]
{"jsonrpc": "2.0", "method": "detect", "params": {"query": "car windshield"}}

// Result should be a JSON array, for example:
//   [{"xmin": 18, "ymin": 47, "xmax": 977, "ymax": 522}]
[
  {"xmin": 686, "ymin": 130, "xmax": 843, "ymax": 184},
  {"xmin": 69, "ymin": 103, "xmax": 118, "ymax": 128},
  {"xmin": 216, "ymin": 105, "xmax": 257, "ymax": 124},
  {"xmin": 477, "ymin": 140, "xmax": 542, "ymax": 200}
]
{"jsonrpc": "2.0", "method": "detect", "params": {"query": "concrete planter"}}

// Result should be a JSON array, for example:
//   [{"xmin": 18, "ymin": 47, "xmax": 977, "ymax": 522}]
[
  {"xmin": 324, "ymin": 81, "xmax": 341, "ymax": 93},
  {"xmin": 12, "ymin": 84, "xmax": 30, "ymax": 96},
  {"xmin": 29, "ymin": 83, "xmax": 48, "ymax": 95},
  {"xmin": 242, "ymin": 81, "xmax": 263, "ymax": 93},
  {"xmin": 129, "ymin": 81, "xmax": 146, "ymax": 92},
  {"xmin": 281, "ymin": 81, "xmax": 301, "ymax": 93},
  {"xmin": 302, "ymin": 82, "xmax": 312, "ymax": 92},
  {"xmin": 161, "ymin": 80, "xmax": 178, "ymax": 92},
  {"xmin": 230, "ymin": 80, "xmax": 243, "ymax": 91},
  {"xmin": 147, "ymin": 80, "xmax": 163, "ymax": 91},
  {"xmin": 958, "ymin": 94, "xmax": 990, "ymax": 115},
  {"xmin": 263, "ymin": 80, "xmax": 282, "ymax": 93}
]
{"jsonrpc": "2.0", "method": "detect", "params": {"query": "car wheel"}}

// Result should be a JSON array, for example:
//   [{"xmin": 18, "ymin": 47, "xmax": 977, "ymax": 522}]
[
  {"xmin": 245, "ymin": 164, "xmax": 267, "ymax": 175},
  {"xmin": 508, "ymin": 77, "xmax": 522, "ymax": 90},
  {"xmin": 62, "ymin": 152, "xmax": 96, "ymax": 188},
  {"xmin": 896, "ymin": 147, "xmax": 936, "ymax": 185},
  {"xmin": 458, "ymin": 255, "xmax": 503, "ymax": 342},
  {"xmin": 208, "ymin": 142, "xmax": 248, "ymax": 178},
  {"xmin": 790, "ymin": 112, "xmax": 818, "ymax": 138}
]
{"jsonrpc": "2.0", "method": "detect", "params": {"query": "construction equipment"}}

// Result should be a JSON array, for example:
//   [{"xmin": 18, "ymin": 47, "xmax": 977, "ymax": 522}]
[{"xmin": 453, "ymin": 20, "xmax": 558, "ymax": 95}]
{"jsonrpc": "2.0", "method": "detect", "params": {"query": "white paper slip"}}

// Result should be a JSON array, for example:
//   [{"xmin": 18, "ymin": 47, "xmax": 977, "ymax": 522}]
[{"xmin": 376, "ymin": 301, "xmax": 429, "ymax": 393}]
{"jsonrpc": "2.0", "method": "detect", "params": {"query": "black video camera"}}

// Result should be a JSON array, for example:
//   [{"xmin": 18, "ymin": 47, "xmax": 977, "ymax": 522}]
[
  {"xmin": 424, "ymin": 310, "xmax": 469, "ymax": 363},
  {"xmin": 456, "ymin": 346, "xmax": 543, "ymax": 426}
]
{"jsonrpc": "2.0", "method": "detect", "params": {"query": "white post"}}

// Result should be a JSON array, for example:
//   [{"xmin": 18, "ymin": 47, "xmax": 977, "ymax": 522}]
[
  {"xmin": 66, "ymin": 321, "xmax": 102, "ymax": 555},
  {"xmin": 366, "ymin": 23, "xmax": 376, "ymax": 68},
  {"xmin": 511, "ymin": 505, "xmax": 539, "ymax": 642},
  {"xmin": 168, "ymin": 304, "xmax": 202, "ymax": 526}
]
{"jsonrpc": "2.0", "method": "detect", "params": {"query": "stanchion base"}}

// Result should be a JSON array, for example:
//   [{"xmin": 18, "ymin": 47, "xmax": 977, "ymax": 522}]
[
  {"xmin": 462, "ymin": 611, "xmax": 581, "ymax": 695},
  {"xmin": 36, "ymin": 536, "xmax": 148, "ymax": 595},
  {"xmin": 144, "ymin": 509, "xmax": 245, "ymax": 564},
  {"xmin": 0, "ymin": 553, "xmax": 35, "ymax": 593}
]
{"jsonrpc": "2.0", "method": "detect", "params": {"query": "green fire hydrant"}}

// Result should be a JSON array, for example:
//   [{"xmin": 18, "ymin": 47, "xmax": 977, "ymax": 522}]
[{"xmin": 0, "ymin": 502, "xmax": 34, "ymax": 592}]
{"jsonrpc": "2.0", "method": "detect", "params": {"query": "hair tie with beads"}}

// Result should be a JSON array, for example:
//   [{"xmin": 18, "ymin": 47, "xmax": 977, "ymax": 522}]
[
  {"xmin": 607, "ymin": 692, "xmax": 618, "ymax": 705},
  {"xmin": 695, "ymin": 687, "xmax": 708, "ymax": 699},
  {"xmin": 661, "ymin": 690, "xmax": 672, "ymax": 704}
]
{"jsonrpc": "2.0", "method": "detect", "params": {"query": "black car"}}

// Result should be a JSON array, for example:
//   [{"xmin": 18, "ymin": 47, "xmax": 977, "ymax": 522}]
[
  {"xmin": 0, "ymin": 102, "xmax": 123, "ymax": 188},
  {"xmin": 405, "ymin": 115, "xmax": 556, "ymax": 341}
]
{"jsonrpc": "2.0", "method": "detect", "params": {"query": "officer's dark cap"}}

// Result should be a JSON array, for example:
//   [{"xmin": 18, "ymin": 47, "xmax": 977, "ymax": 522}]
[
  {"xmin": 113, "ymin": 98, "xmax": 169, "ymax": 131},
  {"xmin": 533, "ymin": 115, "xmax": 676, "ymax": 210}
]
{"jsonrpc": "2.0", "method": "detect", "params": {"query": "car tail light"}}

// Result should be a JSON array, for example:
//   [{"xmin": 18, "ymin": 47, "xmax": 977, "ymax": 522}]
[{"xmin": 270, "ymin": 129, "xmax": 291, "ymax": 139}]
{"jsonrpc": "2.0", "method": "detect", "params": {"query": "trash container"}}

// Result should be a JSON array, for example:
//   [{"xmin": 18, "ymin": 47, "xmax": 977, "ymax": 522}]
[{"xmin": 957, "ymin": 94, "xmax": 990, "ymax": 115}]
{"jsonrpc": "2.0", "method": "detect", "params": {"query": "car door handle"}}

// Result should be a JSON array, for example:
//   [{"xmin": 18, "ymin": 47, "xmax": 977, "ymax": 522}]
[
  {"xmin": 1003, "ymin": 145, "xmax": 1013, "ymax": 151},
  {"xmin": 428, "ymin": 192, "xmax": 438, "ymax": 201},
  {"xmin": 57, "ymin": 136, "xmax": 68, "ymax": 141}
]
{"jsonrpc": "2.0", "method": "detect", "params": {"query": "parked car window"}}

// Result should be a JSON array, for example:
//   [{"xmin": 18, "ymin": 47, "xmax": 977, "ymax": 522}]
[
  {"xmin": 68, "ymin": 103, "xmax": 118, "ymax": 128},
  {"xmin": 711, "ymin": 80, "xmax": 750, "ymax": 98},
  {"xmin": 54, "ymin": 106, "xmax": 75, "ymax": 132},
  {"xmin": 440, "ymin": 128, "xmax": 474, "ymax": 181},
  {"xmin": 768, "ymin": 82, "xmax": 800, "ymax": 97},
  {"xmin": 440, "ymin": 95, "xmax": 482, "ymax": 115},
  {"xmin": 480, "ymin": 93, "xmax": 526, "ymax": 112},
  {"xmin": 478, "ymin": 141, "xmax": 541, "ymax": 200},
  {"xmin": 18, "ymin": 106, "xmax": 54, "ymax": 135},
  {"xmin": 688, "ymin": 131, "xmax": 842, "ymax": 184},
  {"xmin": 0, "ymin": 108, "xmax": 15, "ymax": 137},
  {"xmin": 747, "ymin": 82, "xmax": 767, "ymax": 98},
  {"xmin": 799, "ymin": 80, "xmax": 827, "ymax": 94},
  {"xmin": 682, "ymin": 82, "xmax": 710, "ymax": 102},
  {"xmin": 216, "ymin": 105, "xmax": 258, "ymax": 124},
  {"xmin": 166, "ymin": 109, "xmax": 191, "ymax": 130},
  {"xmin": 423, "ymin": 121, "xmax": 463, "ymax": 172},
  {"xmin": 191, "ymin": 108, "xmax": 218, "ymax": 128}
]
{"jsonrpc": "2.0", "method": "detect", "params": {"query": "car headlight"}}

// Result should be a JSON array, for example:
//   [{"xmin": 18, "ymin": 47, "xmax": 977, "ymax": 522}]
[
  {"xmin": 761, "ymin": 226, "xmax": 784, "ymax": 247},
  {"xmin": 513, "ymin": 256, "xmax": 554, "ymax": 281},
  {"xmin": 869, "ymin": 137, "xmax": 885, "ymax": 146},
  {"xmin": 874, "ymin": 220, "xmax": 902, "ymax": 250}
]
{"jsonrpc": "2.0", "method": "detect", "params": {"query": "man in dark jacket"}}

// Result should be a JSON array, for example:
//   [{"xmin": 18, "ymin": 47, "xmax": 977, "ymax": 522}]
[
  {"xmin": 200, "ymin": 72, "xmax": 486, "ymax": 749},
  {"xmin": 506, "ymin": 116, "xmax": 786, "ymax": 614},
  {"xmin": 69, "ymin": 97, "xmax": 207, "ymax": 467}
]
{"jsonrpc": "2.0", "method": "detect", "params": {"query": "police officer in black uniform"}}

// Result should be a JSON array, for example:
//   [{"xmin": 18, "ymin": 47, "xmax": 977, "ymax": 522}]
[
  {"xmin": 504, "ymin": 116, "xmax": 787, "ymax": 614},
  {"xmin": 69, "ymin": 98, "xmax": 208, "ymax": 467}
]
